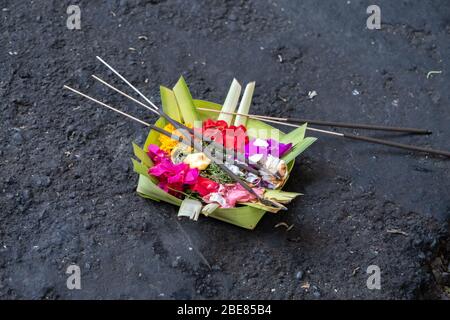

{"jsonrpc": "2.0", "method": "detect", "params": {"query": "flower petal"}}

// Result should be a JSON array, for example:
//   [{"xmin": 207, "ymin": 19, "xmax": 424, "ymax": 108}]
[{"xmin": 184, "ymin": 168, "xmax": 199, "ymax": 185}]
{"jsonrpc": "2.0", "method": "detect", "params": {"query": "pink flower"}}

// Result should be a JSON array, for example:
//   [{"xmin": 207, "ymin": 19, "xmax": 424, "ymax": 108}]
[
  {"xmin": 147, "ymin": 144, "xmax": 199, "ymax": 197},
  {"xmin": 203, "ymin": 183, "xmax": 264, "ymax": 208},
  {"xmin": 184, "ymin": 169, "xmax": 200, "ymax": 185},
  {"xmin": 148, "ymin": 144, "xmax": 168, "ymax": 163},
  {"xmin": 224, "ymin": 184, "xmax": 264, "ymax": 207}
]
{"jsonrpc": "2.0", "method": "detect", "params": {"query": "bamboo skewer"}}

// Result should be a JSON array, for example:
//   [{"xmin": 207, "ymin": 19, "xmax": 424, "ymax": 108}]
[
  {"xmin": 197, "ymin": 108, "xmax": 431, "ymax": 134},
  {"xmin": 63, "ymin": 85, "xmax": 285, "ymax": 209},
  {"xmin": 198, "ymin": 108, "xmax": 450, "ymax": 158}
]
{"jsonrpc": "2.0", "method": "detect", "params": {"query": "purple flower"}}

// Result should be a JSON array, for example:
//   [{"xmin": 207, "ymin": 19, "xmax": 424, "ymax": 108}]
[{"xmin": 245, "ymin": 138, "xmax": 292, "ymax": 159}]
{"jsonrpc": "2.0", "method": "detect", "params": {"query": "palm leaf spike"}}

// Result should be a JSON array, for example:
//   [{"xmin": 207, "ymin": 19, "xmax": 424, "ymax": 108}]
[
  {"xmin": 172, "ymin": 76, "xmax": 199, "ymax": 126},
  {"xmin": 234, "ymin": 81, "xmax": 255, "ymax": 127},
  {"xmin": 218, "ymin": 78, "xmax": 241, "ymax": 125}
]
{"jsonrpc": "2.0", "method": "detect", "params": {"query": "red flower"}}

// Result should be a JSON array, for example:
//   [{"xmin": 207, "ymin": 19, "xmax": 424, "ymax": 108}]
[
  {"xmin": 191, "ymin": 176, "xmax": 220, "ymax": 197},
  {"xmin": 203, "ymin": 119, "xmax": 228, "ymax": 131},
  {"xmin": 201, "ymin": 119, "xmax": 249, "ymax": 152}
]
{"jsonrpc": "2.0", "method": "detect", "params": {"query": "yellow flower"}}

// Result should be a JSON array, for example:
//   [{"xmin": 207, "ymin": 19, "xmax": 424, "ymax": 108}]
[
  {"xmin": 158, "ymin": 123, "xmax": 193, "ymax": 153},
  {"xmin": 158, "ymin": 124, "xmax": 178, "ymax": 153}
]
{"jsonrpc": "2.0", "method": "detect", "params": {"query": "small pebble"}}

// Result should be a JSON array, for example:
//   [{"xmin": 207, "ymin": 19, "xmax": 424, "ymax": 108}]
[
  {"xmin": 83, "ymin": 221, "xmax": 92, "ymax": 230},
  {"xmin": 20, "ymin": 189, "xmax": 31, "ymax": 202},
  {"xmin": 228, "ymin": 14, "xmax": 237, "ymax": 21},
  {"xmin": 212, "ymin": 265, "xmax": 221, "ymax": 271},
  {"xmin": 171, "ymin": 256, "xmax": 181, "ymax": 268},
  {"xmin": 308, "ymin": 90, "xmax": 318, "ymax": 99},
  {"xmin": 11, "ymin": 131, "xmax": 24, "ymax": 145},
  {"xmin": 32, "ymin": 175, "xmax": 51, "ymax": 188},
  {"xmin": 441, "ymin": 272, "xmax": 450, "ymax": 286}
]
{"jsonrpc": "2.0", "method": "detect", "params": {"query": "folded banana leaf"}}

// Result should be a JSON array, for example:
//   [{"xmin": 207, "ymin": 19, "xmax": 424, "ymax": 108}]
[{"xmin": 132, "ymin": 77, "xmax": 316, "ymax": 230}]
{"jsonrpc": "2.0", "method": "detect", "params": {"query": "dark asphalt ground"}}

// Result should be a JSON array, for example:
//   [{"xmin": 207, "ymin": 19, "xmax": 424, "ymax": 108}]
[{"xmin": 1, "ymin": 0, "xmax": 449, "ymax": 299}]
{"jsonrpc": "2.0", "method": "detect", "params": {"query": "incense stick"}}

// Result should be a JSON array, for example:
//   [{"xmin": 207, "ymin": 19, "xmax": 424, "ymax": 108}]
[
  {"xmin": 92, "ymin": 75, "xmax": 160, "ymax": 117},
  {"xmin": 197, "ymin": 107, "xmax": 431, "ymax": 134},
  {"xmin": 91, "ymin": 59, "xmax": 448, "ymax": 158},
  {"xmin": 96, "ymin": 56, "xmax": 159, "ymax": 112},
  {"xmin": 63, "ymin": 85, "xmax": 151, "ymax": 127},
  {"xmin": 92, "ymin": 75, "xmax": 263, "ymax": 177},
  {"xmin": 63, "ymin": 84, "xmax": 284, "ymax": 209},
  {"xmin": 206, "ymin": 109, "xmax": 450, "ymax": 158},
  {"xmin": 93, "ymin": 60, "xmax": 280, "ymax": 179}
]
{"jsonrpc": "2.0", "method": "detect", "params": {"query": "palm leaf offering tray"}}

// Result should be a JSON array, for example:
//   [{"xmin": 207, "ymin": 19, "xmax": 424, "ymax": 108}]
[
  {"xmin": 65, "ymin": 57, "xmax": 450, "ymax": 230},
  {"xmin": 132, "ymin": 78, "xmax": 316, "ymax": 229}
]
